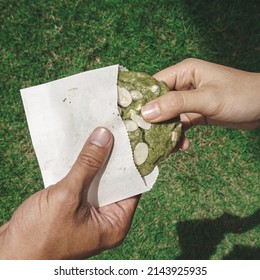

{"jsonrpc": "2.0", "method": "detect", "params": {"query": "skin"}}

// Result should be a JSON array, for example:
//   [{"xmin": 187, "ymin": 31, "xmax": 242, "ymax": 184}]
[
  {"xmin": 141, "ymin": 58, "xmax": 260, "ymax": 150},
  {"xmin": 0, "ymin": 127, "xmax": 140, "ymax": 259},
  {"xmin": 1, "ymin": 59, "xmax": 259, "ymax": 259}
]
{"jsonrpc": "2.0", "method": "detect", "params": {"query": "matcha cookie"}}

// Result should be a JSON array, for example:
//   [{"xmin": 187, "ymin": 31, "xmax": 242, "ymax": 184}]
[{"xmin": 118, "ymin": 71, "xmax": 182, "ymax": 176}]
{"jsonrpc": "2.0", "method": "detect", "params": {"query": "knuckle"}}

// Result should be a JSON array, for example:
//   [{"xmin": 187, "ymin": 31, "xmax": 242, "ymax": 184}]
[
  {"xmin": 183, "ymin": 57, "xmax": 199, "ymax": 65},
  {"xmin": 47, "ymin": 184, "xmax": 80, "ymax": 217},
  {"xmin": 175, "ymin": 92, "xmax": 186, "ymax": 109},
  {"xmin": 166, "ymin": 91, "xmax": 185, "ymax": 112},
  {"xmin": 77, "ymin": 149, "xmax": 103, "ymax": 171},
  {"xmin": 54, "ymin": 185, "xmax": 79, "ymax": 207}
]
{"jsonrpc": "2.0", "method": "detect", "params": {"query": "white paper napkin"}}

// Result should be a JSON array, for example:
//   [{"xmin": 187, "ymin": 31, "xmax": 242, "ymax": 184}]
[{"xmin": 20, "ymin": 65, "xmax": 158, "ymax": 207}]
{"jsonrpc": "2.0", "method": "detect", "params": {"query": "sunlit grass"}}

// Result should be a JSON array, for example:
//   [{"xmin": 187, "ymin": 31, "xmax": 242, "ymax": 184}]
[{"xmin": 1, "ymin": 0, "xmax": 259, "ymax": 259}]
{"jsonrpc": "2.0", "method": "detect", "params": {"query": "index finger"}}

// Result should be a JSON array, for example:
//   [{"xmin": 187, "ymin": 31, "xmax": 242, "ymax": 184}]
[{"xmin": 153, "ymin": 59, "xmax": 197, "ymax": 91}]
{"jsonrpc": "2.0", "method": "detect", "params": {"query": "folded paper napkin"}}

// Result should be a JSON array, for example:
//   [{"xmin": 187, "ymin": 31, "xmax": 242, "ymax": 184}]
[{"xmin": 21, "ymin": 65, "xmax": 158, "ymax": 207}]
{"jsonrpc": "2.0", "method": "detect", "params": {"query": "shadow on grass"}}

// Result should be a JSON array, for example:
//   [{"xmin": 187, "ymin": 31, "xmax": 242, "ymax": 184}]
[
  {"xmin": 173, "ymin": 1, "xmax": 260, "ymax": 260},
  {"xmin": 181, "ymin": 0, "xmax": 260, "ymax": 70},
  {"xmin": 223, "ymin": 245, "xmax": 260, "ymax": 260},
  {"xmin": 176, "ymin": 209, "xmax": 260, "ymax": 259}
]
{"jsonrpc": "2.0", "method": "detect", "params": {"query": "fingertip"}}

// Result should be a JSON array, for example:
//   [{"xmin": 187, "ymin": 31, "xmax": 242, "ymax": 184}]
[
  {"xmin": 90, "ymin": 127, "xmax": 113, "ymax": 148},
  {"xmin": 141, "ymin": 102, "xmax": 161, "ymax": 121},
  {"xmin": 142, "ymin": 91, "xmax": 183, "ymax": 123},
  {"xmin": 181, "ymin": 137, "xmax": 190, "ymax": 151},
  {"xmin": 172, "ymin": 133, "xmax": 190, "ymax": 153},
  {"xmin": 153, "ymin": 72, "xmax": 164, "ymax": 81},
  {"xmin": 153, "ymin": 65, "xmax": 180, "ymax": 89}
]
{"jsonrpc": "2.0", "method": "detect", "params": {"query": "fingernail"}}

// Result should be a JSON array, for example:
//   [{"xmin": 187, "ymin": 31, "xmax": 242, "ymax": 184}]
[
  {"xmin": 141, "ymin": 102, "xmax": 161, "ymax": 120},
  {"xmin": 90, "ymin": 127, "xmax": 112, "ymax": 148}
]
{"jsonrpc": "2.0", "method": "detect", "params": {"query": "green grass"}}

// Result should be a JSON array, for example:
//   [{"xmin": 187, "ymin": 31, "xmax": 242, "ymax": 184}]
[{"xmin": 1, "ymin": 0, "xmax": 259, "ymax": 259}]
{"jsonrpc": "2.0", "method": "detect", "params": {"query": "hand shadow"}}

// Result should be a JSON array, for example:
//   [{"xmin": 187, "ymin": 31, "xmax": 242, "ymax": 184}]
[
  {"xmin": 176, "ymin": 209, "xmax": 260, "ymax": 259},
  {"xmin": 181, "ymin": 0, "xmax": 260, "ymax": 71}
]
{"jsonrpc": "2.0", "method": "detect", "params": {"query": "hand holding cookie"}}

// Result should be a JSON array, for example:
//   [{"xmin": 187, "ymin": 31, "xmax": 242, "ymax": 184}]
[{"xmin": 118, "ymin": 71, "xmax": 182, "ymax": 176}]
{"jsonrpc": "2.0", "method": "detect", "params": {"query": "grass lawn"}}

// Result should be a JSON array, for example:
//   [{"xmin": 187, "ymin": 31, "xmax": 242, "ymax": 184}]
[{"xmin": 1, "ymin": 0, "xmax": 259, "ymax": 259}]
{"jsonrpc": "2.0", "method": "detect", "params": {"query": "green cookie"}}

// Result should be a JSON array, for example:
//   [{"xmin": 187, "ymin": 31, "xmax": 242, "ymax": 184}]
[{"xmin": 118, "ymin": 71, "xmax": 182, "ymax": 176}]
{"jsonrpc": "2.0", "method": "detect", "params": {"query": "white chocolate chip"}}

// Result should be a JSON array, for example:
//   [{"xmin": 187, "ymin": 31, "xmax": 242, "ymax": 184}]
[
  {"xmin": 131, "ymin": 114, "xmax": 151, "ymax": 130},
  {"xmin": 171, "ymin": 131, "xmax": 178, "ymax": 143},
  {"xmin": 118, "ymin": 86, "xmax": 132, "ymax": 107},
  {"xmin": 130, "ymin": 90, "xmax": 143, "ymax": 100},
  {"xmin": 124, "ymin": 120, "xmax": 138, "ymax": 132},
  {"xmin": 176, "ymin": 123, "xmax": 182, "ymax": 130},
  {"xmin": 134, "ymin": 142, "xmax": 149, "ymax": 165},
  {"xmin": 151, "ymin": 85, "xmax": 159, "ymax": 94}
]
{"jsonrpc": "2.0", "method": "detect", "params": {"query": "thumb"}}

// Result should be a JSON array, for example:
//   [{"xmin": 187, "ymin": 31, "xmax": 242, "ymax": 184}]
[
  {"xmin": 141, "ymin": 87, "xmax": 216, "ymax": 122},
  {"xmin": 66, "ymin": 127, "xmax": 113, "ymax": 191}
]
